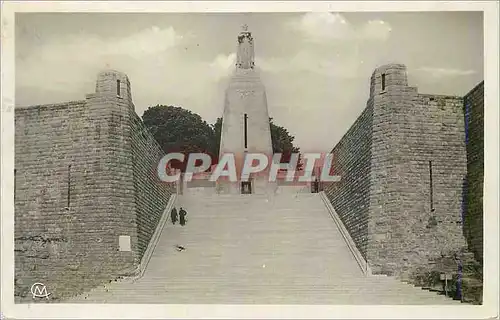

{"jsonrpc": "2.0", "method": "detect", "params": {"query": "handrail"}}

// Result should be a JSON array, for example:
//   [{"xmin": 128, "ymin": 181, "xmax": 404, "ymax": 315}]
[
  {"xmin": 319, "ymin": 191, "xmax": 371, "ymax": 276},
  {"xmin": 133, "ymin": 193, "xmax": 177, "ymax": 280}
]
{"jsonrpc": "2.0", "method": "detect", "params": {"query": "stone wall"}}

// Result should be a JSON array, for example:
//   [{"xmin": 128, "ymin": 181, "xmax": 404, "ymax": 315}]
[
  {"xmin": 372, "ymin": 90, "xmax": 467, "ymax": 277},
  {"xmin": 463, "ymin": 81, "xmax": 484, "ymax": 264},
  {"xmin": 325, "ymin": 64, "xmax": 468, "ymax": 279},
  {"xmin": 14, "ymin": 70, "xmax": 174, "ymax": 301},
  {"xmin": 131, "ymin": 113, "xmax": 174, "ymax": 259},
  {"xmin": 324, "ymin": 103, "xmax": 373, "ymax": 260}
]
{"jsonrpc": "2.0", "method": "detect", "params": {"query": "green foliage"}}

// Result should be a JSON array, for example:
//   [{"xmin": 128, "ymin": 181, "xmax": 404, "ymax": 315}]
[
  {"xmin": 213, "ymin": 117, "xmax": 303, "ymax": 170},
  {"xmin": 142, "ymin": 106, "xmax": 302, "ymax": 172},
  {"xmin": 269, "ymin": 117, "xmax": 303, "ymax": 170},
  {"xmin": 142, "ymin": 105, "xmax": 217, "ymax": 171},
  {"xmin": 409, "ymin": 250, "xmax": 483, "ymax": 304},
  {"xmin": 212, "ymin": 117, "xmax": 223, "ymax": 158}
]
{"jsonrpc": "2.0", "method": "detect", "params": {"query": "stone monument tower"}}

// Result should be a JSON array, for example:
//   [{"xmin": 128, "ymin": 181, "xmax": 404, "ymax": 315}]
[{"xmin": 218, "ymin": 25, "xmax": 275, "ymax": 194}]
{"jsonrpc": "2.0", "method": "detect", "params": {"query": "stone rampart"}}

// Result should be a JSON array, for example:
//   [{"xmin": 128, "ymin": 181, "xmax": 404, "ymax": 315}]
[
  {"xmin": 325, "ymin": 64, "xmax": 471, "ymax": 279},
  {"xmin": 14, "ymin": 70, "xmax": 174, "ymax": 301},
  {"xmin": 463, "ymin": 81, "xmax": 484, "ymax": 264}
]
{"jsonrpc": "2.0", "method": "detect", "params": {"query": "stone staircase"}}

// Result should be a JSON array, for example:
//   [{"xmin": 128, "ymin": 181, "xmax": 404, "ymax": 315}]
[{"xmin": 67, "ymin": 193, "xmax": 461, "ymax": 304}]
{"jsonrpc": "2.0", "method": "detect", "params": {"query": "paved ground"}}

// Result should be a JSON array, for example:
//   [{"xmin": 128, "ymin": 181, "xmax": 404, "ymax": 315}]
[{"xmin": 67, "ymin": 193, "xmax": 461, "ymax": 304}]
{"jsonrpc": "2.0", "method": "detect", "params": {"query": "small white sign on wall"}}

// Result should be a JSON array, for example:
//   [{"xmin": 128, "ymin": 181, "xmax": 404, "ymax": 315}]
[{"xmin": 119, "ymin": 235, "xmax": 131, "ymax": 252}]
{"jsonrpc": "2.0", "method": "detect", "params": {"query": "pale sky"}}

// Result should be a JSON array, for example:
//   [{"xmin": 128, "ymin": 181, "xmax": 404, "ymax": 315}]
[{"xmin": 15, "ymin": 12, "xmax": 484, "ymax": 152}]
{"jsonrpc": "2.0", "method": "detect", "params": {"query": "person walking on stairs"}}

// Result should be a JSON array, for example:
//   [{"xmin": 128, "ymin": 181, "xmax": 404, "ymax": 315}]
[
  {"xmin": 170, "ymin": 207, "xmax": 178, "ymax": 225},
  {"xmin": 179, "ymin": 207, "xmax": 188, "ymax": 226}
]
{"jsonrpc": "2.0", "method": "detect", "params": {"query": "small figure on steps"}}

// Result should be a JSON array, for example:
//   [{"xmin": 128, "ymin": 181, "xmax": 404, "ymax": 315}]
[
  {"xmin": 171, "ymin": 207, "xmax": 178, "ymax": 225},
  {"xmin": 179, "ymin": 207, "xmax": 187, "ymax": 226}
]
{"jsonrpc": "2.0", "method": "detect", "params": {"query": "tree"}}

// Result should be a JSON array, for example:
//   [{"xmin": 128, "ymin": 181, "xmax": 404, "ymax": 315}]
[
  {"xmin": 142, "ymin": 105, "xmax": 217, "ymax": 172},
  {"xmin": 212, "ymin": 117, "xmax": 303, "ymax": 170},
  {"xmin": 269, "ymin": 117, "xmax": 303, "ymax": 171},
  {"xmin": 212, "ymin": 117, "xmax": 223, "ymax": 159},
  {"xmin": 142, "ymin": 105, "xmax": 303, "ymax": 172}
]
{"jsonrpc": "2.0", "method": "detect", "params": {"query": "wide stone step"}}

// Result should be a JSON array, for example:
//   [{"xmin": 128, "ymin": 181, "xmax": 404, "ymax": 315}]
[
  {"xmin": 69, "ymin": 193, "xmax": 459, "ymax": 305},
  {"xmin": 72, "ymin": 292, "xmax": 460, "ymax": 305},
  {"xmin": 85, "ymin": 285, "xmax": 447, "ymax": 297}
]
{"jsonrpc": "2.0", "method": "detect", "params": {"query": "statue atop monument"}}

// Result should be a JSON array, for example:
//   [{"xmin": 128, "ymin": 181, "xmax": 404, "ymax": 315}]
[
  {"xmin": 219, "ymin": 23, "xmax": 274, "ymax": 195},
  {"xmin": 236, "ymin": 24, "xmax": 255, "ymax": 69}
]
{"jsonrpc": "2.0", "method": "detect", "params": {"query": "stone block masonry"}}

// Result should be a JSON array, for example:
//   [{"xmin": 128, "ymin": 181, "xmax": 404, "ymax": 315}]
[
  {"xmin": 325, "ymin": 64, "xmax": 470, "ymax": 279},
  {"xmin": 463, "ymin": 81, "xmax": 484, "ymax": 264},
  {"xmin": 14, "ymin": 70, "xmax": 174, "ymax": 302},
  {"xmin": 325, "ymin": 102, "xmax": 373, "ymax": 260},
  {"xmin": 130, "ymin": 113, "xmax": 173, "ymax": 258}
]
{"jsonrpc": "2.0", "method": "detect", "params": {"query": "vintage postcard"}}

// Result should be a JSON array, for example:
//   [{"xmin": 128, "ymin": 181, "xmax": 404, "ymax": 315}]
[{"xmin": 1, "ymin": 1, "xmax": 498, "ymax": 319}]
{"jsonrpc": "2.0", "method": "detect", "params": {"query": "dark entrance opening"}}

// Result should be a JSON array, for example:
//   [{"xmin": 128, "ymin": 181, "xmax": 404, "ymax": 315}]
[
  {"xmin": 311, "ymin": 178, "xmax": 320, "ymax": 193},
  {"xmin": 241, "ymin": 181, "xmax": 252, "ymax": 194}
]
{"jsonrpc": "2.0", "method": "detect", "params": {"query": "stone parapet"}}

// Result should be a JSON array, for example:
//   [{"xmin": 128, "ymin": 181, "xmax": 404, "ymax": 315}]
[
  {"xmin": 325, "ymin": 63, "xmax": 472, "ymax": 279},
  {"xmin": 14, "ymin": 70, "xmax": 174, "ymax": 301}
]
